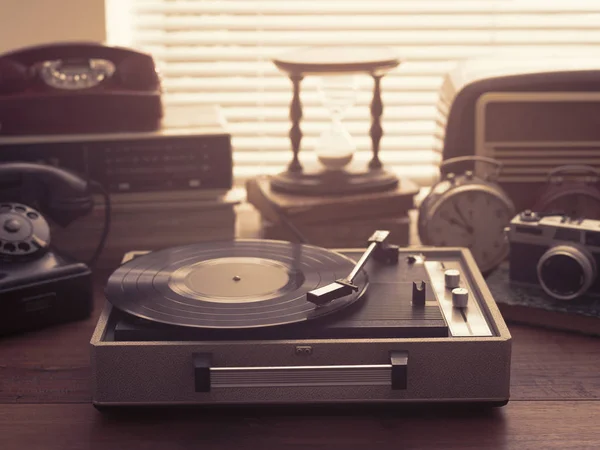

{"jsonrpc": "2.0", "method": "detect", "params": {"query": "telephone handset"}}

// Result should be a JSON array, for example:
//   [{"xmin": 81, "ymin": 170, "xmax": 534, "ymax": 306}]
[
  {"xmin": 0, "ymin": 42, "xmax": 163, "ymax": 134},
  {"xmin": 0, "ymin": 42, "xmax": 160, "ymax": 94},
  {"xmin": 0, "ymin": 162, "xmax": 93, "ymax": 226}
]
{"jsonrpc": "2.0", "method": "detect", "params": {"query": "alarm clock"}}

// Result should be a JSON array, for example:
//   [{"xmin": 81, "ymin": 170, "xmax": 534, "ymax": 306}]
[
  {"xmin": 418, "ymin": 156, "xmax": 515, "ymax": 274},
  {"xmin": 533, "ymin": 165, "xmax": 600, "ymax": 219}
]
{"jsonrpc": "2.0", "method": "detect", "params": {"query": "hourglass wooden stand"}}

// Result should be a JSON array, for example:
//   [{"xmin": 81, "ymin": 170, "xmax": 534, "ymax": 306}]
[{"xmin": 270, "ymin": 47, "xmax": 402, "ymax": 196}]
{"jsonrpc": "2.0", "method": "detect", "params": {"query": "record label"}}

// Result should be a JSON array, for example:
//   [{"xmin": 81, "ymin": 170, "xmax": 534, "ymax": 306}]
[{"xmin": 169, "ymin": 257, "xmax": 298, "ymax": 302}]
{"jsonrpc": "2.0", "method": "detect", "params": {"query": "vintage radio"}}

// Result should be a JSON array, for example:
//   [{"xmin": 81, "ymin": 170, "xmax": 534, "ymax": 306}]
[{"xmin": 438, "ymin": 54, "xmax": 600, "ymax": 212}]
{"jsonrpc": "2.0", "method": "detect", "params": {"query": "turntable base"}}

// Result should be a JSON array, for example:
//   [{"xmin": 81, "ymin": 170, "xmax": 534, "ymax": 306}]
[{"xmin": 91, "ymin": 244, "xmax": 511, "ymax": 408}]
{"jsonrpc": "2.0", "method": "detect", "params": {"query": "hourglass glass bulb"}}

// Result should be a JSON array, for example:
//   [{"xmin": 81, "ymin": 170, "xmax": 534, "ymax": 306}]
[{"xmin": 315, "ymin": 75, "xmax": 358, "ymax": 170}]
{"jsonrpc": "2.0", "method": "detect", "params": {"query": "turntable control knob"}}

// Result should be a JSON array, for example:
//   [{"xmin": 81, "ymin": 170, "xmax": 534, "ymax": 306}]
[
  {"xmin": 452, "ymin": 288, "xmax": 469, "ymax": 308},
  {"xmin": 412, "ymin": 281, "xmax": 426, "ymax": 307},
  {"xmin": 444, "ymin": 269, "xmax": 460, "ymax": 289}
]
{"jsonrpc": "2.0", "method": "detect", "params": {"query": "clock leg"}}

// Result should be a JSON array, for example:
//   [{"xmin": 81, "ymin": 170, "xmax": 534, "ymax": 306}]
[
  {"xmin": 288, "ymin": 74, "xmax": 304, "ymax": 173},
  {"xmin": 369, "ymin": 74, "xmax": 384, "ymax": 170}
]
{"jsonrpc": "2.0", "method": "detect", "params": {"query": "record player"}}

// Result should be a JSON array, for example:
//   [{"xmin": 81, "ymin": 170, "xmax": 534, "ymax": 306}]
[{"xmin": 90, "ymin": 231, "xmax": 511, "ymax": 408}]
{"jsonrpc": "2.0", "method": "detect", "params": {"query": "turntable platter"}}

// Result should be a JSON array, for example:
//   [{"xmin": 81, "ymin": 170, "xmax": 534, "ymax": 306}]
[{"xmin": 105, "ymin": 240, "xmax": 368, "ymax": 328}]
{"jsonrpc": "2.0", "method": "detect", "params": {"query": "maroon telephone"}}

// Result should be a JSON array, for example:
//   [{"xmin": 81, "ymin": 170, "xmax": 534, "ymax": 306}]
[{"xmin": 0, "ymin": 42, "xmax": 163, "ymax": 135}]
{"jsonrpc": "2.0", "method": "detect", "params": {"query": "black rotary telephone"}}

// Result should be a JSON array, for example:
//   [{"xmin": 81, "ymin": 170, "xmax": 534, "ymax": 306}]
[{"xmin": 0, "ymin": 162, "xmax": 110, "ymax": 336}]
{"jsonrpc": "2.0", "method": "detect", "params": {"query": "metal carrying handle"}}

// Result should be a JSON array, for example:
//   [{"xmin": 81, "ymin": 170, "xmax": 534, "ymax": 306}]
[
  {"xmin": 547, "ymin": 165, "xmax": 600, "ymax": 183},
  {"xmin": 440, "ymin": 156, "xmax": 503, "ymax": 178}
]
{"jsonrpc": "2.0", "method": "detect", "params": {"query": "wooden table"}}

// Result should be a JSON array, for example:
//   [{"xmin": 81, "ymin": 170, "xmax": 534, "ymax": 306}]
[{"xmin": 1, "ymin": 209, "xmax": 600, "ymax": 449}]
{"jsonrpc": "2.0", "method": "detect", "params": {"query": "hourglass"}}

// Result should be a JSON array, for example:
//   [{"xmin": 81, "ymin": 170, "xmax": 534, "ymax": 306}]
[
  {"xmin": 314, "ymin": 74, "xmax": 359, "ymax": 170},
  {"xmin": 270, "ymin": 46, "xmax": 401, "ymax": 196}
]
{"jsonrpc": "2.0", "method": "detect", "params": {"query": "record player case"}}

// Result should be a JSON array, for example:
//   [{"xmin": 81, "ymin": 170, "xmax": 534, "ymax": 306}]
[{"xmin": 90, "ymin": 246, "xmax": 511, "ymax": 408}]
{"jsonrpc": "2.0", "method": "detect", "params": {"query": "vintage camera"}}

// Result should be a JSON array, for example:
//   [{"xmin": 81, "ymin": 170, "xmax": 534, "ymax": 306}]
[{"xmin": 505, "ymin": 210, "xmax": 600, "ymax": 301}]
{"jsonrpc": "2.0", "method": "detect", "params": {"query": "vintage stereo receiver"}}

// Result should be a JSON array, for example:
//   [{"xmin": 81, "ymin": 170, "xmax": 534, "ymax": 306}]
[
  {"xmin": 438, "ymin": 54, "xmax": 600, "ymax": 212},
  {"xmin": 0, "ymin": 106, "xmax": 232, "ymax": 194}
]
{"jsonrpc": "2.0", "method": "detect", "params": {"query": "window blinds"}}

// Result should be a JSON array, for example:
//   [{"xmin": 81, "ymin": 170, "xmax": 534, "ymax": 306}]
[{"xmin": 120, "ymin": 0, "xmax": 600, "ymax": 186}]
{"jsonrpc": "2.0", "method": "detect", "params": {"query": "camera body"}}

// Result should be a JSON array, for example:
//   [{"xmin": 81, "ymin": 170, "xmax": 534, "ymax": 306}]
[{"xmin": 506, "ymin": 210, "xmax": 600, "ymax": 300}]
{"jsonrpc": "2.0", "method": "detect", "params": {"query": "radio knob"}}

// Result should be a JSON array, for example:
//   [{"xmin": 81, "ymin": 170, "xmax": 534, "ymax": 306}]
[
  {"xmin": 444, "ymin": 269, "xmax": 460, "ymax": 289},
  {"xmin": 452, "ymin": 288, "xmax": 469, "ymax": 308},
  {"xmin": 465, "ymin": 170, "xmax": 474, "ymax": 180}
]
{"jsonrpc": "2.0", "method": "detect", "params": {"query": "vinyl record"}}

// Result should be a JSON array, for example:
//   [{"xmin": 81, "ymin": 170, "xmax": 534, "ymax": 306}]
[{"xmin": 105, "ymin": 239, "xmax": 368, "ymax": 329}]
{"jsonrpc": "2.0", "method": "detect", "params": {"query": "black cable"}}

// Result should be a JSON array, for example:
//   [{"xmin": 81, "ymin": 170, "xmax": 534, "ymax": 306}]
[
  {"xmin": 278, "ymin": 210, "xmax": 309, "ymax": 245},
  {"xmin": 266, "ymin": 198, "xmax": 309, "ymax": 245},
  {"xmin": 87, "ymin": 180, "xmax": 111, "ymax": 267}
]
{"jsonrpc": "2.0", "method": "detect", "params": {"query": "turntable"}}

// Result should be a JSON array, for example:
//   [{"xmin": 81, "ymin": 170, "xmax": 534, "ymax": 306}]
[{"xmin": 90, "ymin": 231, "xmax": 511, "ymax": 408}]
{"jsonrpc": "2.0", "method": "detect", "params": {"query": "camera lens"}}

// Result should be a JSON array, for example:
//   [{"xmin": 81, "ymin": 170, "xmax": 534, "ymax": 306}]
[{"xmin": 537, "ymin": 245, "xmax": 596, "ymax": 301}]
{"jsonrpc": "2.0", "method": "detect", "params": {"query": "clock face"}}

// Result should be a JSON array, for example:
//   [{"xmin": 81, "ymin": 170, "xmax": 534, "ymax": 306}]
[
  {"xmin": 538, "ymin": 192, "xmax": 600, "ymax": 220},
  {"xmin": 425, "ymin": 187, "xmax": 514, "ymax": 272}
]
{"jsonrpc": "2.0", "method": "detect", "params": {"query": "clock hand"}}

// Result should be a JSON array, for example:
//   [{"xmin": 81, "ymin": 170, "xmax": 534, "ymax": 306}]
[
  {"xmin": 452, "ymin": 201, "xmax": 474, "ymax": 234},
  {"xmin": 446, "ymin": 217, "xmax": 469, "ymax": 230},
  {"xmin": 446, "ymin": 219, "xmax": 477, "ymax": 245}
]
